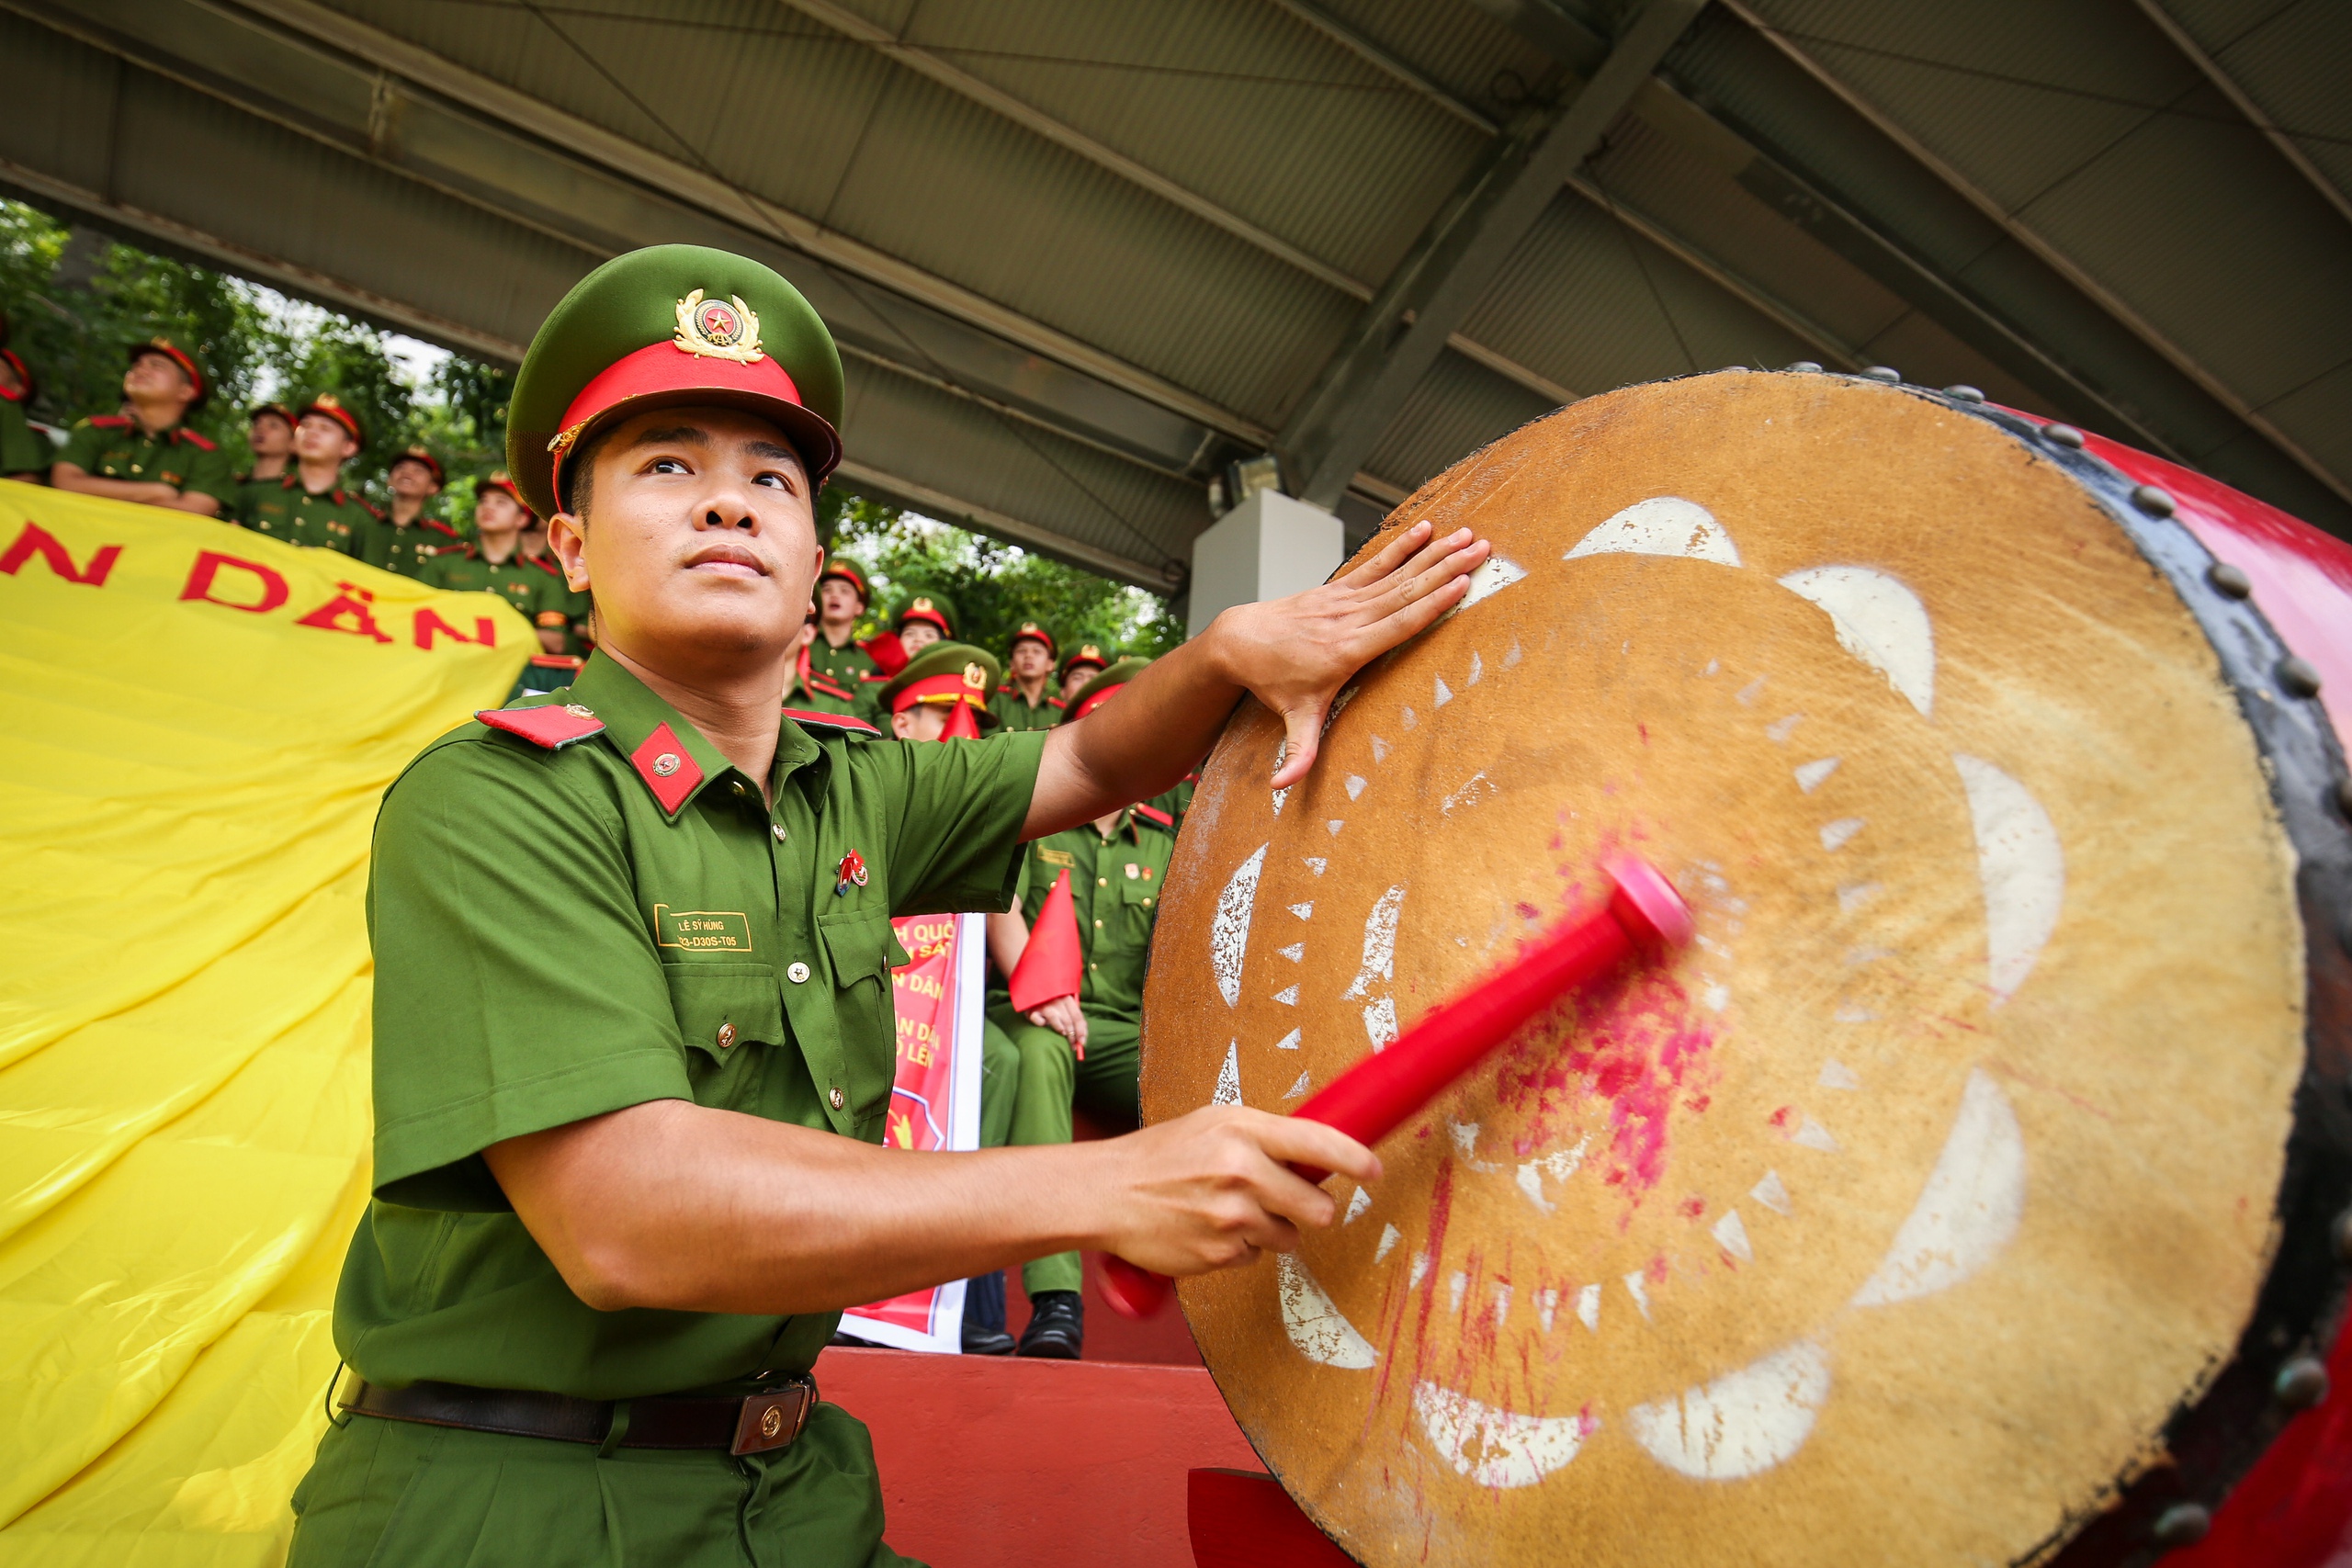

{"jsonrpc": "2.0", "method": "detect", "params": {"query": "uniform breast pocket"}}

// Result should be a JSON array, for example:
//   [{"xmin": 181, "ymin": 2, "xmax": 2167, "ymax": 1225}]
[
  {"xmin": 816, "ymin": 909, "xmax": 914, "ymax": 1122},
  {"xmin": 662, "ymin": 963, "xmax": 785, "ymax": 1070}
]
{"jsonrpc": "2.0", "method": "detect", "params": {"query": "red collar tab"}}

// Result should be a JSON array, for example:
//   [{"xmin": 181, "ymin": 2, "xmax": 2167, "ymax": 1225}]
[
  {"xmin": 834, "ymin": 850, "xmax": 869, "ymax": 897},
  {"xmin": 90, "ymin": 414, "xmax": 131, "ymax": 429},
  {"xmin": 630, "ymin": 722, "xmax": 703, "ymax": 813},
  {"xmin": 477, "ymin": 702, "xmax": 606, "ymax": 750},
  {"xmin": 1133, "ymin": 803, "xmax": 1176, "ymax": 830},
  {"xmin": 785, "ymin": 706, "xmax": 880, "ymax": 738},
  {"xmin": 1071, "ymin": 682, "xmax": 1127, "ymax": 720}
]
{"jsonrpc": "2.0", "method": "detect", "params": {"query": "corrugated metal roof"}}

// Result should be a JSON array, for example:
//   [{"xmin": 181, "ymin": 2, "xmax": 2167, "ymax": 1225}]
[{"xmin": 1363, "ymin": 346, "xmax": 1552, "ymax": 493}]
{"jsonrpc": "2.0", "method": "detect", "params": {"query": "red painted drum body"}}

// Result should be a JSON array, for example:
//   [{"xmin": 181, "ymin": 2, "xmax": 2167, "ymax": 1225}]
[{"xmin": 1139, "ymin": 372, "xmax": 2352, "ymax": 1568}]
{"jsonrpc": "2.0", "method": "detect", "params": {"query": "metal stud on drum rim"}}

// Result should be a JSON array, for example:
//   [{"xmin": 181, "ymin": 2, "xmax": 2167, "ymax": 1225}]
[{"xmin": 1141, "ymin": 368, "xmax": 2352, "ymax": 1568}]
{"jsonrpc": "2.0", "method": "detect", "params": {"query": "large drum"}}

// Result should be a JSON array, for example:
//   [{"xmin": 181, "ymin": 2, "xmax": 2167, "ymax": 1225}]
[{"xmin": 1139, "ymin": 371, "xmax": 2352, "ymax": 1567}]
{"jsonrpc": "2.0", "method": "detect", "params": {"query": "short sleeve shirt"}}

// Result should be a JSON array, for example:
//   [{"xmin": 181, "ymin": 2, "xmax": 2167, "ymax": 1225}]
[
  {"xmin": 335, "ymin": 654, "xmax": 1046, "ymax": 1399},
  {"xmin": 241, "ymin": 473, "xmax": 376, "ymax": 553},
  {"xmin": 1006, "ymin": 807, "xmax": 1176, "ymax": 1021},
  {"xmin": 55, "ymin": 415, "xmax": 235, "ymax": 507}
]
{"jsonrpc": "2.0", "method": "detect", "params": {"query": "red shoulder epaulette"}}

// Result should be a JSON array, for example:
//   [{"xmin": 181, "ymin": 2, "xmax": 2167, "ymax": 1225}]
[
  {"xmin": 806, "ymin": 672, "xmax": 856, "ymax": 701},
  {"xmin": 527, "ymin": 654, "xmax": 584, "ymax": 671},
  {"xmin": 423, "ymin": 517, "xmax": 459, "ymax": 538},
  {"xmin": 858, "ymin": 671, "xmax": 890, "ymax": 683},
  {"xmin": 175, "ymin": 428, "xmax": 218, "ymax": 451},
  {"xmin": 1049, "ymin": 698, "xmax": 1067, "ymax": 710},
  {"xmin": 1134, "ymin": 803, "xmax": 1176, "ymax": 829},
  {"xmin": 89, "ymin": 414, "xmax": 131, "ymax": 429},
  {"xmin": 476, "ymin": 701, "xmax": 605, "ymax": 750},
  {"xmin": 785, "ymin": 707, "xmax": 881, "ymax": 738},
  {"xmin": 526, "ymin": 554, "xmax": 561, "ymax": 576}
]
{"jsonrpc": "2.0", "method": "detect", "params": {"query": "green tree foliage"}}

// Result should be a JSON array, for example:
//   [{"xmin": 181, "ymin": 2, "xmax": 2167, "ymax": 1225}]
[
  {"xmin": 833, "ymin": 509, "xmax": 1182, "ymax": 663},
  {"xmin": 3, "ymin": 197, "xmax": 1177, "ymax": 648}
]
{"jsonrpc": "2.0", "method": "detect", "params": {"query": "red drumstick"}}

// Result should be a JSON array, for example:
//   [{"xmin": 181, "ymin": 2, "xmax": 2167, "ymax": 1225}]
[{"xmin": 1098, "ymin": 857, "xmax": 1695, "ymax": 1320}]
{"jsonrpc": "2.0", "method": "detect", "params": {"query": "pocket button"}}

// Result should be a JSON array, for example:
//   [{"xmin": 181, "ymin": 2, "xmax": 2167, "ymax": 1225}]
[
  {"xmin": 787, "ymin": 962, "xmax": 811, "ymax": 984},
  {"xmin": 716, "ymin": 1022, "xmax": 737, "ymax": 1049},
  {"xmin": 829, "ymin": 1087, "xmax": 845, "ymax": 1111}
]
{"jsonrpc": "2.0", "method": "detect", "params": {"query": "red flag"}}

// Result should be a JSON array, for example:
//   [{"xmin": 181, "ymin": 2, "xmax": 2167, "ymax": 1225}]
[
  {"xmin": 941, "ymin": 699, "xmax": 982, "ymax": 739},
  {"xmin": 860, "ymin": 630, "xmax": 909, "ymax": 676},
  {"xmin": 1009, "ymin": 869, "xmax": 1082, "ymax": 1013}
]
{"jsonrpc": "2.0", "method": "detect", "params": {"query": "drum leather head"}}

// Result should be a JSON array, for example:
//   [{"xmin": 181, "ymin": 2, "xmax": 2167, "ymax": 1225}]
[{"xmin": 1140, "ymin": 372, "xmax": 2312, "ymax": 1567}]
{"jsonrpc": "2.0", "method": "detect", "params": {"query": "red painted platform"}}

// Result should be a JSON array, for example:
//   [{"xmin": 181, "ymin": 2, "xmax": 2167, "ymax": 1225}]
[{"xmin": 816, "ymin": 1345, "xmax": 1267, "ymax": 1567}]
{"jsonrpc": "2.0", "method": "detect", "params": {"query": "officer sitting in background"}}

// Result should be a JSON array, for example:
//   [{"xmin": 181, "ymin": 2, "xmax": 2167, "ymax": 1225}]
[
  {"xmin": 426, "ymin": 471, "xmax": 570, "ymax": 654},
  {"xmin": 227, "ymin": 402, "xmax": 295, "ymax": 524},
  {"xmin": 0, "ymin": 312, "xmax": 46, "ymax": 481},
  {"xmin": 990, "ymin": 656, "xmax": 1178, "ymax": 1359},
  {"xmin": 366, "ymin": 446, "xmax": 460, "ymax": 580},
  {"xmin": 243, "ymin": 396, "xmax": 379, "ymax": 553},
  {"xmin": 989, "ymin": 621, "xmax": 1064, "ymax": 733},
  {"xmin": 51, "ymin": 337, "xmax": 233, "ymax": 516},
  {"xmin": 1056, "ymin": 642, "xmax": 1109, "ymax": 705}
]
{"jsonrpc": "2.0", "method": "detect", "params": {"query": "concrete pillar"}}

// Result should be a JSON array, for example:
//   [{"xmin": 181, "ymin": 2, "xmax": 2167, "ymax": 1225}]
[{"xmin": 1185, "ymin": 491, "xmax": 1342, "ymax": 639}]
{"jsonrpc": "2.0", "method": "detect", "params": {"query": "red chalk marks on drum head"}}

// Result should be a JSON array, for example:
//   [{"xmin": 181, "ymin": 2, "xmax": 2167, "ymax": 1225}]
[{"xmin": 1627, "ymin": 1339, "xmax": 1832, "ymax": 1481}]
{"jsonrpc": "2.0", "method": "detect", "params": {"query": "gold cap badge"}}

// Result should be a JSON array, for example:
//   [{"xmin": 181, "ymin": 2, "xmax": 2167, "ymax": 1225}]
[
  {"xmin": 962, "ymin": 662, "xmax": 987, "ymax": 691},
  {"xmin": 673, "ymin": 289, "xmax": 764, "ymax": 364},
  {"xmin": 911, "ymin": 597, "xmax": 934, "ymax": 612}
]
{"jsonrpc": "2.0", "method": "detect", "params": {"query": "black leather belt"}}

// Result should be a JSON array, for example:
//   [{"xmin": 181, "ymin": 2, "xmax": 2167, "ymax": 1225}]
[{"xmin": 341, "ymin": 1374, "xmax": 817, "ymax": 1457}]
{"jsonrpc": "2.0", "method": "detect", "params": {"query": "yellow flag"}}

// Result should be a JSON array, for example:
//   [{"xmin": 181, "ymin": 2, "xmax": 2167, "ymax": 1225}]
[{"xmin": 0, "ymin": 481, "xmax": 527, "ymax": 1564}]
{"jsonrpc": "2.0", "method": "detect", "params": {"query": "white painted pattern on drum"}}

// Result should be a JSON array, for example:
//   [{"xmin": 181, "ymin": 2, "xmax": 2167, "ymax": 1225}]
[
  {"xmin": 1750, "ymin": 1169, "xmax": 1792, "ymax": 1215},
  {"xmin": 1577, "ymin": 1283, "xmax": 1601, "ymax": 1332},
  {"xmin": 1565, "ymin": 496, "xmax": 1743, "ymax": 567},
  {"xmin": 1278, "ymin": 1255, "xmax": 1378, "ymax": 1370},
  {"xmin": 1411, "ymin": 1382, "xmax": 1591, "ymax": 1488},
  {"xmin": 1211, "ymin": 1041, "xmax": 1242, "ymax": 1107},
  {"xmin": 1627, "ymin": 1340, "xmax": 1833, "ymax": 1482},
  {"xmin": 1712, "ymin": 1209, "xmax": 1754, "ymax": 1262},
  {"xmin": 1777, "ymin": 565, "xmax": 1937, "ymax": 717},
  {"xmin": 1951, "ymin": 754, "xmax": 2065, "ymax": 1003},
  {"xmin": 1344, "ymin": 1186, "xmax": 1369, "ymax": 1223},
  {"xmin": 1343, "ymin": 886, "xmax": 1405, "ymax": 1003},
  {"xmin": 1793, "ymin": 757, "xmax": 1841, "ymax": 793},
  {"xmin": 1849, "ymin": 1069, "xmax": 2025, "ymax": 1308},
  {"xmin": 1457, "ymin": 554, "xmax": 1528, "ymax": 609},
  {"xmin": 1209, "ymin": 844, "xmax": 1268, "ymax": 1007}
]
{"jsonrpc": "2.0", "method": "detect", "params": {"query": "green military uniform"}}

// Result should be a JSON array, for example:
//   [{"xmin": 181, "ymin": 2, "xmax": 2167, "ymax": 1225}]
[
  {"xmin": 364, "ymin": 514, "xmax": 463, "ymax": 580},
  {"xmin": 988, "ymin": 621, "xmax": 1064, "ymax": 733},
  {"xmin": 0, "ymin": 335, "xmax": 46, "ymax": 478},
  {"xmin": 292, "ymin": 658, "xmax": 1042, "ymax": 1567},
  {"xmin": 53, "ymin": 414, "xmax": 235, "ymax": 511},
  {"xmin": 225, "ymin": 468, "xmax": 287, "ymax": 526},
  {"xmin": 808, "ymin": 632, "xmax": 887, "ymax": 715},
  {"xmin": 242, "ymin": 472, "xmax": 379, "ymax": 553},
  {"xmin": 289, "ymin": 241, "xmax": 990, "ymax": 1568},
  {"xmin": 1148, "ymin": 772, "xmax": 1198, "ymax": 833},
  {"xmin": 991, "ymin": 798, "xmax": 1175, "ymax": 1297},
  {"xmin": 1055, "ymin": 642, "xmax": 1110, "ymax": 704},
  {"xmin": 427, "ymin": 543, "xmax": 571, "ymax": 636}
]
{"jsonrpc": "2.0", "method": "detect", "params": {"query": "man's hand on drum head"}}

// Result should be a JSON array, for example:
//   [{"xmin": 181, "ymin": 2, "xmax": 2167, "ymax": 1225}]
[
  {"xmin": 1090, "ymin": 1107, "xmax": 1382, "ymax": 1279},
  {"xmin": 1022, "ymin": 521, "xmax": 1487, "ymax": 838},
  {"xmin": 1229, "ymin": 521, "xmax": 1487, "ymax": 789}
]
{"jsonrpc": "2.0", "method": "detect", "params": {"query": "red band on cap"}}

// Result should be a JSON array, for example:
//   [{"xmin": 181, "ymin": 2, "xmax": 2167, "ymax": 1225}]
[
  {"xmin": 890, "ymin": 671, "xmax": 990, "ymax": 715},
  {"xmin": 551, "ymin": 341, "xmax": 804, "ymax": 497}
]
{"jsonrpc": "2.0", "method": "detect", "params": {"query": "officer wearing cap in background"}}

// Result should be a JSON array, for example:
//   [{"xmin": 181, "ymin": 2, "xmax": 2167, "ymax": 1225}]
[
  {"xmin": 243, "ymin": 395, "xmax": 381, "ymax": 552},
  {"xmin": 988, "ymin": 657, "xmax": 1176, "ymax": 1359},
  {"xmin": 989, "ymin": 621, "xmax": 1064, "ymax": 733},
  {"xmin": 806, "ymin": 557, "xmax": 896, "ymax": 715},
  {"xmin": 365, "ymin": 445, "xmax": 462, "ymax": 580},
  {"xmin": 0, "ymin": 311, "xmax": 46, "ymax": 481},
  {"xmin": 791, "ymin": 603, "xmax": 864, "ymax": 716},
  {"xmin": 426, "ymin": 471, "xmax": 571, "ymax": 655},
  {"xmin": 892, "ymin": 592, "xmax": 955, "ymax": 661},
  {"xmin": 51, "ymin": 336, "xmax": 234, "ymax": 515},
  {"xmin": 227, "ymin": 402, "xmax": 296, "ymax": 525},
  {"xmin": 517, "ymin": 502, "xmax": 595, "ymax": 653},
  {"xmin": 1055, "ymin": 642, "xmax": 1109, "ymax": 705},
  {"xmin": 284, "ymin": 241, "xmax": 1468, "ymax": 1568}
]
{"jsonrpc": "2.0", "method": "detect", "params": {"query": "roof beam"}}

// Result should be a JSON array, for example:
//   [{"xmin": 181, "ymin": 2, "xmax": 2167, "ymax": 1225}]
[
  {"xmin": 2124, "ymin": 0, "xmax": 2352, "ymax": 233},
  {"xmin": 1256, "ymin": 0, "xmax": 1498, "ymax": 136},
  {"xmin": 1715, "ymin": 0, "xmax": 2352, "ymax": 509},
  {"xmin": 1274, "ymin": 0, "xmax": 1704, "ymax": 508}
]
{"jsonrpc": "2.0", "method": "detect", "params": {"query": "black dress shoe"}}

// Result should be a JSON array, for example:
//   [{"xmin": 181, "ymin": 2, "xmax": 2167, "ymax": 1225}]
[
  {"xmin": 1015, "ymin": 1290, "xmax": 1084, "ymax": 1359},
  {"xmin": 829, "ymin": 1328, "xmax": 884, "ymax": 1348},
  {"xmin": 962, "ymin": 1321, "xmax": 1017, "ymax": 1356}
]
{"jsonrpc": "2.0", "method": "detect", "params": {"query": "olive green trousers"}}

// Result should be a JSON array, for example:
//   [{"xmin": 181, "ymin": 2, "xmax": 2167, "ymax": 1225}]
[
  {"xmin": 988, "ymin": 1006, "xmax": 1141, "ymax": 1296},
  {"xmin": 286, "ymin": 1399, "xmax": 922, "ymax": 1567}
]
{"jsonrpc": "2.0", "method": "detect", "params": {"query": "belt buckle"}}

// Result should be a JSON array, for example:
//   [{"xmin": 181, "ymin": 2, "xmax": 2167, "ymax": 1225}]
[{"xmin": 731, "ymin": 1382, "xmax": 811, "ymax": 1457}]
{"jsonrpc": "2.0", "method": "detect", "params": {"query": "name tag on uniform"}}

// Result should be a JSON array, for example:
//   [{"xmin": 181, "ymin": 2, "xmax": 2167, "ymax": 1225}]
[
  {"xmin": 654, "ymin": 904, "xmax": 752, "ymax": 953},
  {"xmin": 1035, "ymin": 847, "xmax": 1075, "ymax": 868}
]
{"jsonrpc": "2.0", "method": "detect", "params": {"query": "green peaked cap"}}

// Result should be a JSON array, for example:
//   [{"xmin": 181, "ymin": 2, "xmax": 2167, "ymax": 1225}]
[
  {"xmin": 894, "ymin": 588, "xmax": 958, "ymax": 637},
  {"xmin": 506, "ymin": 243, "xmax": 845, "ymax": 521},
  {"xmin": 1060, "ymin": 657, "xmax": 1151, "ymax": 724},
  {"xmin": 876, "ymin": 641, "xmax": 1002, "ymax": 727}
]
